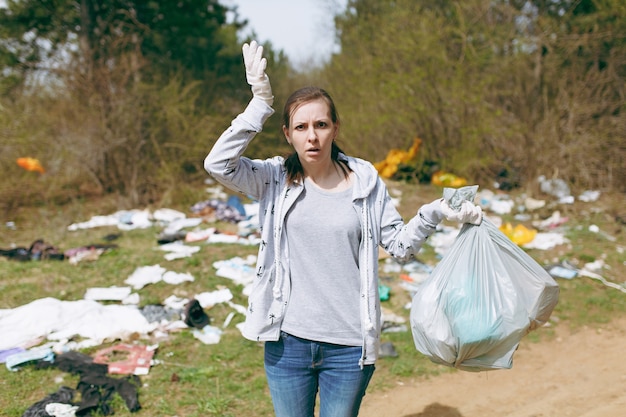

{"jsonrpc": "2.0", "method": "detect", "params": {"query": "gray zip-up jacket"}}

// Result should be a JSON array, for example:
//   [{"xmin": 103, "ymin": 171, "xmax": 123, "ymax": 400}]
[{"xmin": 204, "ymin": 97, "xmax": 444, "ymax": 366}]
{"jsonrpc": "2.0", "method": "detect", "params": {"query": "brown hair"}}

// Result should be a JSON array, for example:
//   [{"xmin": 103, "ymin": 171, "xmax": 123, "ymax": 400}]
[{"xmin": 282, "ymin": 86, "xmax": 351, "ymax": 184}]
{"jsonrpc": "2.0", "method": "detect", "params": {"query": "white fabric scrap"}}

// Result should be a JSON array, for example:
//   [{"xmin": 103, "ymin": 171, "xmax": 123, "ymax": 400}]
[
  {"xmin": 196, "ymin": 288, "xmax": 233, "ymax": 308},
  {"xmin": 67, "ymin": 215, "xmax": 120, "ymax": 231},
  {"xmin": 523, "ymin": 232, "xmax": 569, "ymax": 250},
  {"xmin": 84, "ymin": 286, "xmax": 132, "ymax": 301},
  {"xmin": 382, "ymin": 308, "xmax": 406, "ymax": 324},
  {"xmin": 207, "ymin": 233, "xmax": 240, "ymax": 244},
  {"xmin": 163, "ymin": 295, "xmax": 189, "ymax": 310},
  {"xmin": 163, "ymin": 252, "xmax": 189, "ymax": 261},
  {"xmin": 524, "ymin": 197, "xmax": 546, "ymax": 211},
  {"xmin": 186, "ymin": 228, "xmax": 215, "ymax": 242},
  {"xmin": 243, "ymin": 202, "xmax": 259, "ymax": 218},
  {"xmin": 192, "ymin": 325, "xmax": 223, "ymax": 344},
  {"xmin": 122, "ymin": 292, "xmax": 140, "ymax": 305},
  {"xmin": 223, "ymin": 311, "xmax": 236, "ymax": 328},
  {"xmin": 381, "ymin": 258, "xmax": 402, "ymax": 273},
  {"xmin": 117, "ymin": 210, "xmax": 153, "ymax": 230},
  {"xmin": 238, "ymin": 203, "xmax": 261, "ymax": 235},
  {"xmin": 426, "ymin": 225, "xmax": 460, "ymax": 256},
  {"xmin": 124, "ymin": 265, "xmax": 166, "ymax": 289},
  {"xmin": 46, "ymin": 403, "xmax": 78, "ymax": 417},
  {"xmin": 67, "ymin": 210, "xmax": 153, "ymax": 231},
  {"xmin": 213, "ymin": 256, "xmax": 257, "ymax": 285},
  {"xmin": 205, "ymin": 186, "xmax": 228, "ymax": 200},
  {"xmin": 163, "ymin": 320, "xmax": 188, "ymax": 331},
  {"xmin": 46, "ymin": 403, "xmax": 79, "ymax": 417},
  {"xmin": 207, "ymin": 233, "xmax": 261, "ymax": 245},
  {"xmin": 68, "ymin": 248, "xmax": 107, "ymax": 265},
  {"xmin": 489, "ymin": 198, "xmax": 515, "ymax": 215},
  {"xmin": 533, "ymin": 211, "xmax": 568, "ymax": 230},
  {"xmin": 152, "ymin": 208, "xmax": 186, "ymax": 223},
  {"xmin": 0, "ymin": 297, "xmax": 154, "ymax": 351},
  {"xmin": 579, "ymin": 190, "xmax": 600, "ymax": 202},
  {"xmin": 162, "ymin": 217, "xmax": 203, "ymax": 235},
  {"xmin": 162, "ymin": 271, "xmax": 195, "ymax": 285},
  {"xmin": 578, "ymin": 268, "xmax": 626, "ymax": 293},
  {"xmin": 125, "ymin": 265, "xmax": 195, "ymax": 288},
  {"xmin": 589, "ymin": 224, "xmax": 617, "ymax": 242},
  {"xmin": 157, "ymin": 241, "xmax": 201, "ymax": 260},
  {"xmin": 227, "ymin": 301, "xmax": 247, "ymax": 315}
]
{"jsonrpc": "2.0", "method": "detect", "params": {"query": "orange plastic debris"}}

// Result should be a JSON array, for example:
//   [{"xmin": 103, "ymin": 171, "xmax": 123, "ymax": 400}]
[
  {"xmin": 16, "ymin": 157, "xmax": 45, "ymax": 174},
  {"xmin": 374, "ymin": 138, "xmax": 421, "ymax": 179},
  {"xmin": 400, "ymin": 273, "xmax": 414, "ymax": 282},
  {"xmin": 430, "ymin": 171, "xmax": 467, "ymax": 187}
]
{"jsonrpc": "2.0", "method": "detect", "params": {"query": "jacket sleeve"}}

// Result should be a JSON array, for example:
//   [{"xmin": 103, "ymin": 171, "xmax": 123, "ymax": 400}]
[
  {"xmin": 379, "ymin": 183, "xmax": 444, "ymax": 261},
  {"xmin": 204, "ymin": 97, "xmax": 279, "ymax": 200}
]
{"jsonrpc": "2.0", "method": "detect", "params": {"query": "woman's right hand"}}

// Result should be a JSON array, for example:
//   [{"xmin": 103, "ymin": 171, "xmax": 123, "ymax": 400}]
[{"xmin": 242, "ymin": 40, "xmax": 274, "ymax": 106}]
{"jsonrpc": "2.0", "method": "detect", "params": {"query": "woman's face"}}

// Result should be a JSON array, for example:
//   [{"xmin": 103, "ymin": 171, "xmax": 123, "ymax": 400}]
[{"xmin": 283, "ymin": 99, "xmax": 338, "ymax": 167}]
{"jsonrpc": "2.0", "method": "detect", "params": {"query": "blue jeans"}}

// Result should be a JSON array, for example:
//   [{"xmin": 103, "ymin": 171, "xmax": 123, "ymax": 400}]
[{"xmin": 264, "ymin": 332, "xmax": 375, "ymax": 417}]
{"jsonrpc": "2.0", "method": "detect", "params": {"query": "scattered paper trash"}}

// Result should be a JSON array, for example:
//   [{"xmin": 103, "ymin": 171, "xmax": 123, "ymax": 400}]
[
  {"xmin": 162, "ymin": 271, "xmax": 195, "ymax": 285},
  {"xmin": 538, "ymin": 175, "xmax": 572, "ymax": 201},
  {"xmin": 523, "ymin": 232, "xmax": 569, "ymax": 250},
  {"xmin": 588, "ymin": 224, "xmax": 617, "ymax": 242},
  {"xmin": 157, "ymin": 241, "xmax": 201, "ymax": 260},
  {"xmin": 524, "ymin": 197, "xmax": 546, "ymax": 211},
  {"xmin": 45, "ymin": 403, "xmax": 79, "ymax": 417},
  {"xmin": 193, "ymin": 325, "xmax": 223, "ymax": 344},
  {"xmin": 125, "ymin": 265, "xmax": 167, "ymax": 289},
  {"xmin": 546, "ymin": 265, "xmax": 578, "ymax": 280},
  {"xmin": 213, "ymin": 256, "xmax": 257, "ymax": 286},
  {"xmin": 196, "ymin": 288, "xmax": 234, "ymax": 308},
  {"xmin": 578, "ymin": 190, "xmax": 600, "ymax": 202}
]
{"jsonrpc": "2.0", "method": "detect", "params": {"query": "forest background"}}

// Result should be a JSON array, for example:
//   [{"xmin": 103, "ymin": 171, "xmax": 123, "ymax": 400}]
[{"xmin": 0, "ymin": 0, "xmax": 624, "ymax": 214}]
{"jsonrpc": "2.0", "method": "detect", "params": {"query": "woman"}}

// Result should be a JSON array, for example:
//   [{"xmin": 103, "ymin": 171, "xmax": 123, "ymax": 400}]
[{"xmin": 204, "ymin": 41, "xmax": 482, "ymax": 417}]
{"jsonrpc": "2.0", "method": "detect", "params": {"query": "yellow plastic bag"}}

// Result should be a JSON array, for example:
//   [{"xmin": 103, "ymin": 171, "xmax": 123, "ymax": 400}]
[
  {"xmin": 373, "ymin": 138, "xmax": 421, "ymax": 178},
  {"xmin": 431, "ymin": 171, "xmax": 467, "ymax": 187},
  {"xmin": 499, "ymin": 223, "xmax": 537, "ymax": 246},
  {"xmin": 16, "ymin": 157, "xmax": 45, "ymax": 174}
]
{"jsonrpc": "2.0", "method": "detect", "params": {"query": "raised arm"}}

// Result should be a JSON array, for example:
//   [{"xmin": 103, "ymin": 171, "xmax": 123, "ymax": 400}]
[{"xmin": 204, "ymin": 41, "xmax": 278, "ymax": 199}]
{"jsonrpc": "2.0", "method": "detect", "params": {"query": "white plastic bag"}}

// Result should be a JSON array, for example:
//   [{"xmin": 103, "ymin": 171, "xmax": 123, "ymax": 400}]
[{"xmin": 410, "ymin": 186, "xmax": 559, "ymax": 371}]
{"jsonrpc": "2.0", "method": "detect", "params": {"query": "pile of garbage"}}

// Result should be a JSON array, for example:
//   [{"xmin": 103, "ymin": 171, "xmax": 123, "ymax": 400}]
[{"xmin": 1, "ymin": 174, "xmax": 622, "ymax": 414}]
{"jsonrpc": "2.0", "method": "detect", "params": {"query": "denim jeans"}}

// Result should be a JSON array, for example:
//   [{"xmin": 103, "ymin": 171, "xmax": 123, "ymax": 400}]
[{"xmin": 264, "ymin": 332, "xmax": 375, "ymax": 417}]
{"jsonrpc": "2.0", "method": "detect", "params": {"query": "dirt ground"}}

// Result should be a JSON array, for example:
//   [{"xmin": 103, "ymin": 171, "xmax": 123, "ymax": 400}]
[{"xmin": 359, "ymin": 316, "xmax": 626, "ymax": 417}]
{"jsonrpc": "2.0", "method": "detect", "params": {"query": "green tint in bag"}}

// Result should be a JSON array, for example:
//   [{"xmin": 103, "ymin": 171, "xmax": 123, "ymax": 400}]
[{"xmin": 410, "ymin": 186, "xmax": 559, "ymax": 371}]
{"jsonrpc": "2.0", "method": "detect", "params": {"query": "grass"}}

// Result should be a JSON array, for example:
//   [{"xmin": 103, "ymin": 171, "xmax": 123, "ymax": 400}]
[{"xmin": 1, "ymin": 182, "xmax": 625, "ymax": 416}]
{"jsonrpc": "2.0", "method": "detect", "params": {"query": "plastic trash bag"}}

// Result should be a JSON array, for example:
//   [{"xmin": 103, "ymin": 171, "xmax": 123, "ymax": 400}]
[{"xmin": 410, "ymin": 186, "xmax": 559, "ymax": 371}]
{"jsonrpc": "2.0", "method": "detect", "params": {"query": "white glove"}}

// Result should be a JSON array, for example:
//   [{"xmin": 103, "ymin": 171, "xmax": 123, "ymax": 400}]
[
  {"xmin": 440, "ymin": 199, "xmax": 483, "ymax": 225},
  {"xmin": 242, "ymin": 40, "xmax": 273, "ymax": 106}
]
